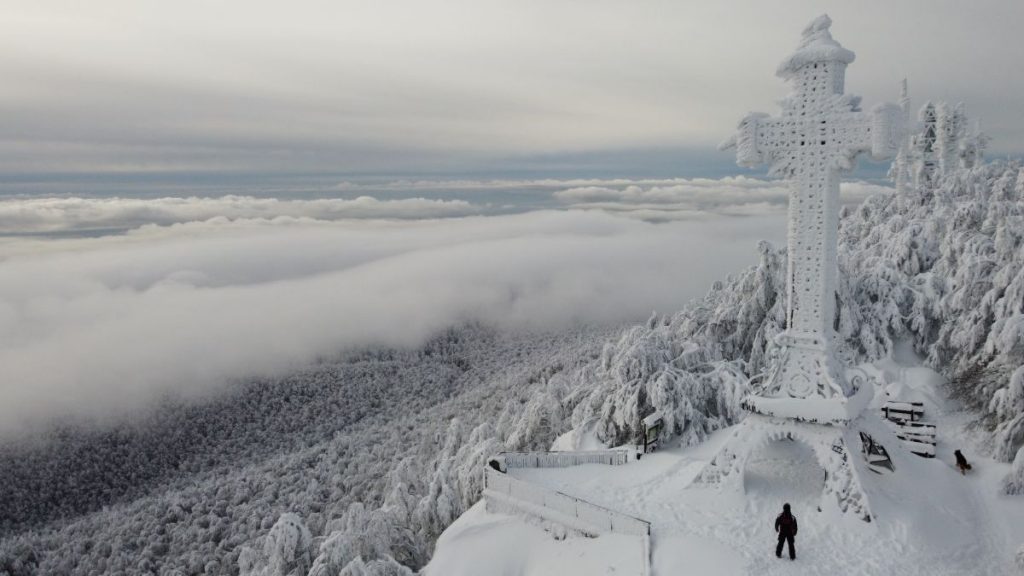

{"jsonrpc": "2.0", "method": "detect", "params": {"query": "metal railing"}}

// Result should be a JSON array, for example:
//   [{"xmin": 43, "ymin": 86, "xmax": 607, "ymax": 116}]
[
  {"xmin": 496, "ymin": 449, "xmax": 632, "ymax": 469},
  {"xmin": 483, "ymin": 467, "xmax": 650, "ymax": 537}
]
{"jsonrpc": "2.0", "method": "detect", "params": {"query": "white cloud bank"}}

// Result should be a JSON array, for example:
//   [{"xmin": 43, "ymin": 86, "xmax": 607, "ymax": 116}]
[
  {"xmin": 0, "ymin": 177, "xmax": 894, "ymax": 235},
  {"xmin": 553, "ymin": 177, "xmax": 893, "ymax": 220},
  {"xmin": 1, "ymin": 175, "xmax": 897, "ymax": 437},
  {"xmin": 0, "ymin": 195, "xmax": 477, "ymax": 234},
  {"xmin": 0, "ymin": 204, "xmax": 785, "ymax": 438}
]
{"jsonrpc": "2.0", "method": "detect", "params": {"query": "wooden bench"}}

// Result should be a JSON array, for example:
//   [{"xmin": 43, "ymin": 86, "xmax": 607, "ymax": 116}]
[
  {"xmin": 859, "ymin": 431, "xmax": 894, "ymax": 472},
  {"xmin": 900, "ymin": 438, "xmax": 936, "ymax": 458},
  {"xmin": 882, "ymin": 401, "xmax": 936, "ymax": 458},
  {"xmin": 893, "ymin": 421, "xmax": 936, "ymax": 457},
  {"xmin": 894, "ymin": 421, "xmax": 936, "ymax": 441},
  {"xmin": 881, "ymin": 400, "xmax": 925, "ymax": 424}
]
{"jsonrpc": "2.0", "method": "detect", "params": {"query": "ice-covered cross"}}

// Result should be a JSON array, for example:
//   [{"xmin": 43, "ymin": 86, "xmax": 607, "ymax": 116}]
[{"xmin": 722, "ymin": 15, "xmax": 904, "ymax": 422}]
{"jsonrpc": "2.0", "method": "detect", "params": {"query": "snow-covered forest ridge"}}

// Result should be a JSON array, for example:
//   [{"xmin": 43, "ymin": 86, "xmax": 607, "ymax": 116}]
[{"xmin": 3, "ymin": 154, "xmax": 1024, "ymax": 575}]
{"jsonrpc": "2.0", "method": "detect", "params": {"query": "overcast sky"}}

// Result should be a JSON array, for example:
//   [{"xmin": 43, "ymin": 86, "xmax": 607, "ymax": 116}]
[{"xmin": 1, "ymin": 0, "xmax": 1022, "ymax": 191}]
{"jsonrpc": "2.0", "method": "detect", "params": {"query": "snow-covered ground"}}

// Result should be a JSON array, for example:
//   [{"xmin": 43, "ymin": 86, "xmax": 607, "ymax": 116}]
[{"xmin": 428, "ymin": 353, "xmax": 1024, "ymax": 576}]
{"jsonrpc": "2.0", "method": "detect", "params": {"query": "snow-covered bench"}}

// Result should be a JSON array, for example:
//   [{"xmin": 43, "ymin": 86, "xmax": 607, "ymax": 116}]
[
  {"xmin": 860, "ymin": 431, "xmax": 894, "ymax": 472},
  {"xmin": 881, "ymin": 402, "xmax": 936, "ymax": 458},
  {"xmin": 881, "ymin": 401, "xmax": 925, "ymax": 424},
  {"xmin": 892, "ymin": 422, "xmax": 937, "ymax": 458}
]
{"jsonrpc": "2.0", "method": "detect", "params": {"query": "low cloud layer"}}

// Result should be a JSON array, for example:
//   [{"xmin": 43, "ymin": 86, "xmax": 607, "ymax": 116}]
[
  {"xmin": 2, "ymin": 175, "xmax": 894, "ymax": 437},
  {"xmin": 0, "ymin": 177, "xmax": 894, "ymax": 235},
  {"xmin": 0, "ymin": 195, "xmax": 477, "ymax": 234},
  {"xmin": 553, "ymin": 177, "xmax": 892, "ymax": 220},
  {"xmin": 0, "ymin": 203, "xmax": 785, "ymax": 438}
]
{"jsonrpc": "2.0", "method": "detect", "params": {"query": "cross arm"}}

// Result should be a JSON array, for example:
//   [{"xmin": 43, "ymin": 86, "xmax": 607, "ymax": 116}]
[
  {"xmin": 719, "ymin": 112, "xmax": 772, "ymax": 168},
  {"xmin": 812, "ymin": 108, "xmax": 904, "ymax": 161},
  {"xmin": 721, "ymin": 104, "xmax": 904, "ymax": 169}
]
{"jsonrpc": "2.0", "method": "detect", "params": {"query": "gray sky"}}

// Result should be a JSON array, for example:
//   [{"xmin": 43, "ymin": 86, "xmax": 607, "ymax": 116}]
[{"xmin": 1, "ymin": 0, "xmax": 1022, "ymax": 190}]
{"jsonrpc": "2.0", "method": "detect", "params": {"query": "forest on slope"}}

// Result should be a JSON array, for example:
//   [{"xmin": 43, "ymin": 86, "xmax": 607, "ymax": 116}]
[
  {"xmin": 0, "ymin": 327, "xmax": 614, "ymax": 575},
  {"xmin": 3, "ymin": 160, "xmax": 1024, "ymax": 576}
]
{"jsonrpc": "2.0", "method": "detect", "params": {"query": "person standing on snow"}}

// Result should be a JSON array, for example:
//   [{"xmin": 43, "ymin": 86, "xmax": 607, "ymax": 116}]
[{"xmin": 775, "ymin": 503, "xmax": 798, "ymax": 560}]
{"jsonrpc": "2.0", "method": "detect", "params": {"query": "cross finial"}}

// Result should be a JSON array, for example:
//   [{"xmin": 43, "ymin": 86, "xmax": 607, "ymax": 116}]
[
  {"xmin": 801, "ymin": 14, "xmax": 834, "ymax": 40},
  {"xmin": 777, "ymin": 14, "xmax": 855, "ymax": 79}
]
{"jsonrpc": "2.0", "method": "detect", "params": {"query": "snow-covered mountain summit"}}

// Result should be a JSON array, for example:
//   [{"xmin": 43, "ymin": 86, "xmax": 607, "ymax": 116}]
[
  {"xmin": 427, "ymin": 353, "xmax": 1024, "ymax": 575},
  {"xmin": 426, "ymin": 15, "xmax": 1024, "ymax": 574}
]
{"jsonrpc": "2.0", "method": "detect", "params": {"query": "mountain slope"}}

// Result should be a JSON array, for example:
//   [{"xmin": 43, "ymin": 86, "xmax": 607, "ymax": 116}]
[{"xmin": 0, "ymin": 326, "xmax": 615, "ymax": 575}]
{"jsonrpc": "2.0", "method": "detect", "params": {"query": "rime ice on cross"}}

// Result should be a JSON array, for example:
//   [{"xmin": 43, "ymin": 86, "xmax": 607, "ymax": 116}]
[
  {"xmin": 722, "ymin": 15, "xmax": 903, "ymax": 422},
  {"xmin": 699, "ymin": 16, "xmax": 906, "ymax": 521}
]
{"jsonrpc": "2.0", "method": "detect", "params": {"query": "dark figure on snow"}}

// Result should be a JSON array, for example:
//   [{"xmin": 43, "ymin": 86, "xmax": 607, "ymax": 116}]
[
  {"xmin": 955, "ymin": 449, "xmax": 972, "ymax": 475},
  {"xmin": 775, "ymin": 503, "xmax": 798, "ymax": 560}
]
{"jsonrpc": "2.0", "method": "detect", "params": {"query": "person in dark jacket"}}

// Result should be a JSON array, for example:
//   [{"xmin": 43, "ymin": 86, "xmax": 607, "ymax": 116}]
[{"xmin": 775, "ymin": 503, "xmax": 798, "ymax": 560}]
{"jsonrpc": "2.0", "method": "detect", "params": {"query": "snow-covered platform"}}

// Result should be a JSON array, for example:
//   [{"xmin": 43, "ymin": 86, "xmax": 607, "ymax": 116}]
[{"xmin": 428, "ymin": 364, "xmax": 1024, "ymax": 576}]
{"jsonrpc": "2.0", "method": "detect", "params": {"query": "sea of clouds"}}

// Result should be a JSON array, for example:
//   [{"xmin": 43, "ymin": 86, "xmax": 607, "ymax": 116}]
[
  {"xmin": 0, "ymin": 177, "xmax": 891, "ymax": 437},
  {"xmin": 0, "ymin": 177, "xmax": 889, "ymax": 235},
  {"xmin": 0, "ymin": 195, "xmax": 479, "ymax": 235}
]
